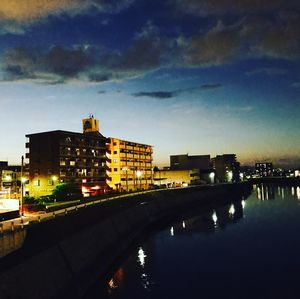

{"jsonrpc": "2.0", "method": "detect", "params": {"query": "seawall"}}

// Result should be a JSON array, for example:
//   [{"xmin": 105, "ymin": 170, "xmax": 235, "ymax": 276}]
[{"xmin": 0, "ymin": 183, "xmax": 252, "ymax": 299}]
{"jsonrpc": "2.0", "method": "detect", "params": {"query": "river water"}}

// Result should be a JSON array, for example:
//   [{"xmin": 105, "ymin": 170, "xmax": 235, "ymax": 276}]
[{"xmin": 85, "ymin": 184, "xmax": 300, "ymax": 299}]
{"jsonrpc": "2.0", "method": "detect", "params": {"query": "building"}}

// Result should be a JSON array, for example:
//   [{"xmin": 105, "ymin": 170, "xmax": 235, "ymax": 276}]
[
  {"xmin": 170, "ymin": 154, "xmax": 210, "ymax": 170},
  {"xmin": 255, "ymin": 163, "xmax": 273, "ymax": 177},
  {"xmin": 0, "ymin": 163, "xmax": 22, "ymax": 199},
  {"xmin": 211, "ymin": 154, "xmax": 240, "ymax": 183},
  {"xmin": 153, "ymin": 169, "xmax": 200, "ymax": 187},
  {"xmin": 26, "ymin": 116, "xmax": 108, "ymax": 197},
  {"xmin": 0, "ymin": 162, "xmax": 22, "ymax": 220},
  {"xmin": 106, "ymin": 138, "xmax": 153, "ymax": 191}
]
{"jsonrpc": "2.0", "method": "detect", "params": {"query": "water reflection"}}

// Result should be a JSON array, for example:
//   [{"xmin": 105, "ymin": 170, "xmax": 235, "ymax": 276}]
[
  {"xmin": 137, "ymin": 247, "xmax": 146, "ymax": 267},
  {"xmin": 256, "ymin": 184, "xmax": 275, "ymax": 200},
  {"xmin": 256, "ymin": 184, "xmax": 300, "ymax": 201},
  {"xmin": 107, "ymin": 268, "xmax": 124, "ymax": 293},
  {"xmin": 89, "ymin": 184, "xmax": 300, "ymax": 299}
]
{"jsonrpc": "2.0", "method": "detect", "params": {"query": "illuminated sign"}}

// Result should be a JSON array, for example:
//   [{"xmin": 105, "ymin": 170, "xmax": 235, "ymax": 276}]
[{"xmin": 0, "ymin": 199, "xmax": 19, "ymax": 211}]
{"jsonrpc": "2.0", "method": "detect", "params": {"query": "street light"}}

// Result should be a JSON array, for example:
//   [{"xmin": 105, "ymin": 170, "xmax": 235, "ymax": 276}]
[
  {"xmin": 20, "ymin": 177, "xmax": 27, "ymax": 216},
  {"xmin": 52, "ymin": 175, "xmax": 58, "ymax": 184}
]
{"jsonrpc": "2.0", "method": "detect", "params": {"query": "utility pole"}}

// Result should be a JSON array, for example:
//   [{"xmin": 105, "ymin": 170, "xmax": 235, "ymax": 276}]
[{"xmin": 20, "ymin": 155, "xmax": 24, "ymax": 216}]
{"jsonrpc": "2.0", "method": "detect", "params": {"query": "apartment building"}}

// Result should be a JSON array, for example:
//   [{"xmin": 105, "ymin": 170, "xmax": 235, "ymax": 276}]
[
  {"xmin": 26, "ymin": 116, "xmax": 107, "ymax": 197},
  {"xmin": 106, "ymin": 138, "xmax": 153, "ymax": 191}
]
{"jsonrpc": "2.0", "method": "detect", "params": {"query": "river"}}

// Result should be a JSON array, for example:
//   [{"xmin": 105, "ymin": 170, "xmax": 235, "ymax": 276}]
[{"xmin": 84, "ymin": 184, "xmax": 300, "ymax": 299}]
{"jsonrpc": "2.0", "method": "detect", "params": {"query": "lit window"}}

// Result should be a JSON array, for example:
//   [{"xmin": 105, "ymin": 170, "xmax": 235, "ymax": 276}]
[
  {"xmin": 70, "ymin": 161, "xmax": 75, "ymax": 166},
  {"xmin": 33, "ymin": 180, "xmax": 40, "ymax": 186}
]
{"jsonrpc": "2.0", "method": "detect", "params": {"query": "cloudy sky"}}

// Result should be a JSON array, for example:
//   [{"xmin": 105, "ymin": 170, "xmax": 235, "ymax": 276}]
[{"xmin": 0, "ymin": 0, "xmax": 299, "ymax": 167}]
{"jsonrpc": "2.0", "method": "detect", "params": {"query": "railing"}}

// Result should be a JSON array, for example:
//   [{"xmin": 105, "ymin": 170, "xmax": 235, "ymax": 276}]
[{"xmin": 0, "ymin": 186, "xmax": 198, "ymax": 235}]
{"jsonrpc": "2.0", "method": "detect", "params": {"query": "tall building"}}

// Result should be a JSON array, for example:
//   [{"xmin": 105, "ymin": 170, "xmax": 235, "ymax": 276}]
[
  {"xmin": 106, "ymin": 138, "xmax": 153, "ymax": 191},
  {"xmin": 26, "ymin": 116, "xmax": 107, "ymax": 197},
  {"xmin": 211, "ymin": 154, "xmax": 240, "ymax": 183},
  {"xmin": 255, "ymin": 163, "xmax": 273, "ymax": 177},
  {"xmin": 170, "ymin": 154, "xmax": 210, "ymax": 170}
]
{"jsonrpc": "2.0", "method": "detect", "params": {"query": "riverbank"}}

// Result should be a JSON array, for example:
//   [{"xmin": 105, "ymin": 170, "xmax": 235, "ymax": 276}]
[{"xmin": 0, "ymin": 183, "xmax": 251, "ymax": 299}]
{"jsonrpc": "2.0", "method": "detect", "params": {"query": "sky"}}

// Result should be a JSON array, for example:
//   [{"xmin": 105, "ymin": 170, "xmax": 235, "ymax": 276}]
[{"xmin": 0, "ymin": 0, "xmax": 299, "ymax": 167}]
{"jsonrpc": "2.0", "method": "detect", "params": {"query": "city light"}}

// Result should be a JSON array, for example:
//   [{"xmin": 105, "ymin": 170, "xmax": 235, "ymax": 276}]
[
  {"xmin": 229, "ymin": 204, "xmax": 235, "ymax": 216},
  {"xmin": 170, "ymin": 226, "xmax": 174, "ymax": 236},
  {"xmin": 227, "ymin": 171, "xmax": 233, "ymax": 182},
  {"xmin": 21, "ymin": 177, "xmax": 27, "ymax": 183},
  {"xmin": 138, "ymin": 247, "xmax": 147, "ymax": 267},
  {"xmin": 136, "ymin": 170, "xmax": 142, "ymax": 178},
  {"xmin": 241, "ymin": 200, "xmax": 246, "ymax": 209},
  {"xmin": 5, "ymin": 175, "xmax": 12, "ymax": 181},
  {"xmin": 212, "ymin": 211, "xmax": 218, "ymax": 225},
  {"xmin": 52, "ymin": 175, "xmax": 57, "ymax": 182}
]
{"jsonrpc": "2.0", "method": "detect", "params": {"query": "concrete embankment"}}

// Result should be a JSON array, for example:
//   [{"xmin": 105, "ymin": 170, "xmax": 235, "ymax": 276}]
[{"xmin": 0, "ymin": 183, "xmax": 251, "ymax": 299}]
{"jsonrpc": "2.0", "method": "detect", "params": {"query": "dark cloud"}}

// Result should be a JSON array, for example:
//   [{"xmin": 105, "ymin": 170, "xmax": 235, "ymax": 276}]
[
  {"xmin": 118, "ymin": 22, "xmax": 166, "ymax": 71},
  {"xmin": 1, "ymin": 6, "xmax": 299, "ymax": 84},
  {"xmin": 183, "ymin": 21, "xmax": 241, "ymax": 66},
  {"xmin": 132, "ymin": 84, "xmax": 222, "ymax": 99},
  {"xmin": 132, "ymin": 91, "xmax": 177, "ymax": 99},
  {"xmin": 200, "ymin": 83, "xmax": 222, "ymax": 90},
  {"xmin": 1, "ymin": 22, "xmax": 169, "ymax": 83},
  {"xmin": 174, "ymin": 0, "xmax": 300, "ymax": 16},
  {"xmin": 246, "ymin": 67, "xmax": 288, "ymax": 76}
]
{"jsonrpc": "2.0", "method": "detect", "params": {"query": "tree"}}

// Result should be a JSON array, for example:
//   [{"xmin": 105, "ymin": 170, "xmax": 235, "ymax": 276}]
[{"xmin": 52, "ymin": 183, "xmax": 82, "ymax": 201}]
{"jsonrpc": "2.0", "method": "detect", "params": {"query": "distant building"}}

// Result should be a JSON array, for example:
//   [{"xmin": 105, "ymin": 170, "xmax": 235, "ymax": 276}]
[
  {"xmin": 26, "ymin": 116, "xmax": 107, "ymax": 197},
  {"xmin": 211, "ymin": 154, "xmax": 240, "ymax": 183},
  {"xmin": 106, "ymin": 138, "xmax": 153, "ymax": 191},
  {"xmin": 170, "ymin": 154, "xmax": 210, "ymax": 170},
  {"xmin": 0, "ymin": 163, "xmax": 22, "ymax": 199},
  {"xmin": 255, "ymin": 163, "xmax": 273, "ymax": 177},
  {"xmin": 153, "ymin": 169, "xmax": 200, "ymax": 187}
]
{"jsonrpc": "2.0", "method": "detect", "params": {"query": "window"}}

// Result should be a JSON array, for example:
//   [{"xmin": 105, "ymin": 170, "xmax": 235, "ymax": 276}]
[
  {"xmin": 70, "ymin": 161, "xmax": 75, "ymax": 166},
  {"xmin": 114, "ymin": 168, "xmax": 118, "ymax": 172},
  {"xmin": 33, "ymin": 180, "xmax": 40, "ymax": 186},
  {"xmin": 47, "ymin": 180, "xmax": 53, "ymax": 186},
  {"xmin": 113, "ymin": 151, "xmax": 117, "ymax": 154}
]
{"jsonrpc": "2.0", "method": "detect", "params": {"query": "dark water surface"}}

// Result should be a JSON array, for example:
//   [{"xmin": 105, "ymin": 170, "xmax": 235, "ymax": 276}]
[{"xmin": 85, "ymin": 184, "xmax": 300, "ymax": 299}]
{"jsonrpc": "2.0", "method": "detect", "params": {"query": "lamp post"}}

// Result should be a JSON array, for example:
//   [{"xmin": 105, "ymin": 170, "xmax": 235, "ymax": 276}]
[{"xmin": 20, "ymin": 155, "xmax": 25, "ymax": 217}]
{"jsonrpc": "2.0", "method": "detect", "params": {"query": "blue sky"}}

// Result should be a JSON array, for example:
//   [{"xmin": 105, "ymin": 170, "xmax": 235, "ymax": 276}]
[{"xmin": 0, "ymin": 0, "xmax": 299, "ymax": 167}]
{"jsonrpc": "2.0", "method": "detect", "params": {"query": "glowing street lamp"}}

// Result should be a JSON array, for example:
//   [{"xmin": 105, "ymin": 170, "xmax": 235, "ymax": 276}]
[
  {"xmin": 209, "ymin": 172, "xmax": 215, "ymax": 184},
  {"xmin": 52, "ymin": 175, "xmax": 58, "ymax": 183}
]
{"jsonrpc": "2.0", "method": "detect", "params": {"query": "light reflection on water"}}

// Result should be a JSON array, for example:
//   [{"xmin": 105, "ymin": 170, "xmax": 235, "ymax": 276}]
[{"xmin": 85, "ymin": 184, "xmax": 300, "ymax": 299}]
